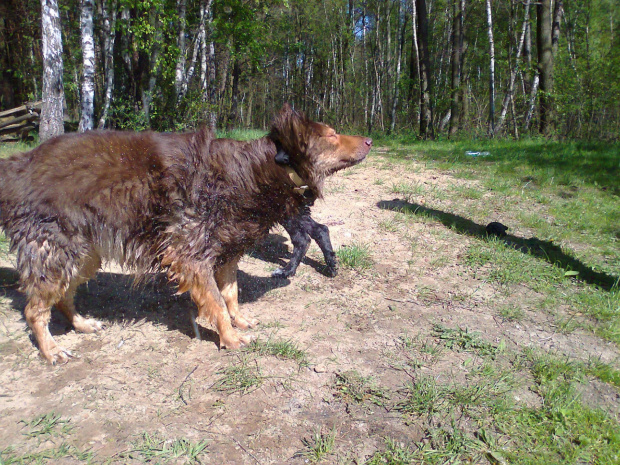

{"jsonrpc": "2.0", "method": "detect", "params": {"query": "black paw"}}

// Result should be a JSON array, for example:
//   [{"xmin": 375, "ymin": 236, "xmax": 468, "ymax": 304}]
[
  {"xmin": 324, "ymin": 266, "xmax": 338, "ymax": 278},
  {"xmin": 272, "ymin": 267, "xmax": 295, "ymax": 279}
]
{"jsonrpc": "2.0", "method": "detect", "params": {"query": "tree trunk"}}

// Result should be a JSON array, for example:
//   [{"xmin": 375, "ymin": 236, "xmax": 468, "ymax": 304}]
[
  {"xmin": 389, "ymin": 1, "xmax": 406, "ymax": 134},
  {"xmin": 525, "ymin": 73, "xmax": 539, "ymax": 131},
  {"xmin": 552, "ymin": 0, "xmax": 563, "ymax": 56},
  {"xmin": 198, "ymin": 0, "xmax": 216, "ymax": 129},
  {"xmin": 40, "ymin": 0, "xmax": 65, "ymax": 141},
  {"xmin": 174, "ymin": 0, "xmax": 187, "ymax": 101},
  {"xmin": 537, "ymin": 0, "xmax": 554, "ymax": 136},
  {"xmin": 486, "ymin": 0, "xmax": 495, "ymax": 136},
  {"xmin": 78, "ymin": 0, "xmax": 95, "ymax": 132},
  {"xmin": 496, "ymin": 0, "xmax": 530, "ymax": 135},
  {"xmin": 98, "ymin": 0, "xmax": 116, "ymax": 129},
  {"xmin": 449, "ymin": 0, "xmax": 464, "ymax": 136},
  {"xmin": 416, "ymin": 0, "xmax": 434, "ymax": 139}
]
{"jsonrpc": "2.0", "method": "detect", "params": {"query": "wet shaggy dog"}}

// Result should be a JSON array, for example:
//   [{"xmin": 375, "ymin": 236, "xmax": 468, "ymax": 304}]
[{"xmin": 0, "ymin": 105, "xmax": 372, "ymax": 364}]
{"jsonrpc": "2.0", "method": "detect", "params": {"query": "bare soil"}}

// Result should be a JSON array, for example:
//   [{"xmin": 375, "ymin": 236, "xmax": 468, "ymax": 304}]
[{"xmin": 1, "ymin": 152, "xmax": 618, "ymax": 463}]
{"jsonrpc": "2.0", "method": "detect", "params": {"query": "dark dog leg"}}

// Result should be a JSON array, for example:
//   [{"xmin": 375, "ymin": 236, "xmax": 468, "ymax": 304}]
[
  {"xmin": 307, "ymin": 217, "xmax": 338, "ymax": 277},
  {"xmin": 272, "ymin": 215, "xmax": 311, "ymax": 278},
  {"xmin": 273, "ymin": 211, "xmax": 338, "ymax": 278}
]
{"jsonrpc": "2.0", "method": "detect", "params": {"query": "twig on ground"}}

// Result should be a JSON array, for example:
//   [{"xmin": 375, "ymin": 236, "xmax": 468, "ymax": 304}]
[{"xmin": 178, "ymin": 365, "xmax": 199, "ymax": 405}]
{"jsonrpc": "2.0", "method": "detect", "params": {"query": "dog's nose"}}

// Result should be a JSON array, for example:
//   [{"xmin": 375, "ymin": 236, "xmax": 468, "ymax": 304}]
[{"xmin": 365, "ymin": 138, "xmax": 373, "ymax": 147}]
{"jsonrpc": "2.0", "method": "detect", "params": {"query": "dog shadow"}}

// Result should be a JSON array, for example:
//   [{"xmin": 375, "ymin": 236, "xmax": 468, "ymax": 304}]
[
  {"xmin": 378, "ymin": 199, "xmax": 619, "ymax": 291},
  {"xmin": 249, "ymin": 233, "xmax": 333, "ymax": 277},
  {"xmin": 0, "ymin": 266, "xmax": 290, "ymax": 344}
]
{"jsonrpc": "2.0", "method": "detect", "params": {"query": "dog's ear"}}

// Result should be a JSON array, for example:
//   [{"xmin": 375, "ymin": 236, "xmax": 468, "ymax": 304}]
[
  {"xmin": 279, "ymin": 103, "xmax": 295, "ymax": 118},
  {"xmin": 274, "ymin": 149, "xmax": 290, "ymax": 165},
  {"xmin": 271, "ymin": 104, "xmax": 304, "ymax": 141}
]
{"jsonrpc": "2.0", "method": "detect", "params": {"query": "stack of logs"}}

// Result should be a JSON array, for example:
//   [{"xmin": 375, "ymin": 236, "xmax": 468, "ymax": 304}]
[{"xmin": 0, "ymin": 101, "xmax": 42, "ymax": 142}]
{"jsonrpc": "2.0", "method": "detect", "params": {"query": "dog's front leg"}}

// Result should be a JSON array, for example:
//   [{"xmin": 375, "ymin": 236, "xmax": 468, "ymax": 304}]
[
  {"xmin": 215, "ymin": 257, "xmax": 258, "ymax": 330},
  {"xmin": 189, "ymin": 270, "xmax": 253, "ymax": 349}
]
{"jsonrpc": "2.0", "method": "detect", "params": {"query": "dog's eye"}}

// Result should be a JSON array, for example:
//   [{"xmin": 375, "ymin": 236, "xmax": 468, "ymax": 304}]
[{"xmin": 326, "ymin": 133, "xmax": 337, "ymax": 139}]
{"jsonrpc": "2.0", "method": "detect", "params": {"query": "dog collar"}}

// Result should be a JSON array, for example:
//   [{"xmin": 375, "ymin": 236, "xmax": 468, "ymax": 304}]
[{"xmin": 285, "ymin": 166, "xmax": 309, "ymax": 195}]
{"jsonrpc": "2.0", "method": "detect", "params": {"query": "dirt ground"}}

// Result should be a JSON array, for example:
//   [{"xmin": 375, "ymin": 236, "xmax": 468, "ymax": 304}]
[{"xmin": 0, "ymin": 151, "xmax": 618, "ymax": 463}]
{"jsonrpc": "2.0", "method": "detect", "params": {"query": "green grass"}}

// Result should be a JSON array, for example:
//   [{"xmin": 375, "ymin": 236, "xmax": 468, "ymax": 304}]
[
  {"xmin": 122, "ymin": 432, "xmax": 208, "ymax": 463},
  {"xmin": 214, "ymin": 356, "xmax": 263, "ymax": 394},
  {"xmin": 374, "ymin": 139, "xmax": 619, "ymax": 344},
  {"xmin": 365, "ymin": 438, "xmax": 418, "ymax": 464},
  {"xmin": 0, "ymin": 141, "xmax": 34, "ymax": 159},
  {"xmin": 333, "ymin": 370, "xmax": 390, "ymax": 407},
  {"xmin": 388, "ymin": 347, "xmax": 620, "ymax": 464},
  {"xmin": 432, "ymin": 325, "xmax": 502, "ymax": 357},
  {"xmin": 296, "ymin": 427, "xmax": 337, "ymax": 463},
  {"xmin": 336, "ymin": 242, "xmax": 373, "ymax": 270},
  {"xmin": 499, "ymin": 304, "xmax": 526, "ymax": 322},
  {"xmin": 215, "ymin": 128, "xmax": 267, "ymax": 140},
  {"xmin": 244, "ymin": 337, "xmax": 309, "ymax": 367},
  {"xmin": 20, "ymin": 412, "xmax": 73, "ymax": 438}
]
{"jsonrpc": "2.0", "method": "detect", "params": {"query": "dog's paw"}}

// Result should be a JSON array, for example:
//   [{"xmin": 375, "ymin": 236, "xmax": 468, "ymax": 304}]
[
  {"xmin": 232, "ymin": 314, "xmax": 259, "ymax": 330},
  {"xmin": 271, "ymin": 267, "xmax": 294, "ymax": 279},
  {"xmin": 44, "ymin": 346, "xmax": 74, "ymax": 366},
  {"xmin": 73, "ymin": 316, "xmax": 104, "ymax": 334},
  {"xmin": 219, "ymin": 332, "xmax": 254, "ymax": 350},
  {"xmin": 325, "ymin": 266, "xmax": 338, "ymax": 278}
]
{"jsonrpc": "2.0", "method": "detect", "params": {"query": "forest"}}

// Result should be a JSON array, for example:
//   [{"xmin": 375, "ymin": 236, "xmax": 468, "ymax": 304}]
[{"xmin": 0, "ymin": 0, "xmax": 618, "ymax": 140}]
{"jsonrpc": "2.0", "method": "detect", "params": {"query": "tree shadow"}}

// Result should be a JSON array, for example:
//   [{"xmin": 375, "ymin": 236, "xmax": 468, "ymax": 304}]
[
  {"xmin": 248, "ymin": 233, "xmax": 335, "ymax": 277},
  {"xmin": 0, "ymin": 265, "xmax": 290, "ymax": 345},
  {"xmin": 377, "ymin": 198, "xmax": 619, "ymax": 291}
]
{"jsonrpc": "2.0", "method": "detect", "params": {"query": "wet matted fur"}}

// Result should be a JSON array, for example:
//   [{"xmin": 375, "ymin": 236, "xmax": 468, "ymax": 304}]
[{"xmin": 0, "ymin": 105, "xmax": 372, "ymax": 364}]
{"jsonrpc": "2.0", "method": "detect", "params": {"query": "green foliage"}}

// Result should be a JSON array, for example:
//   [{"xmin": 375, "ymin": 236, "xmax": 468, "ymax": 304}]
[
  {"xmin": 245, "ymin": 337, "xmax": 309, "ymax": 367},
  {"xmin": 296, "ymin": 427, "xmax": 337, "ymax": 463},
  {"xmin": 336, "ymin": 243, "xmax": 373, "ymax": 270},
  {"xmin": 214, "ymin": 356, "xmax": 263, "ymax": 394},
  {"xmin": 334, "ymin": 371, "xmax": 390, "ymax": 407},
  {"xmin": 123, "ymin": 432, "xmax": 208, "ymax": 463}
]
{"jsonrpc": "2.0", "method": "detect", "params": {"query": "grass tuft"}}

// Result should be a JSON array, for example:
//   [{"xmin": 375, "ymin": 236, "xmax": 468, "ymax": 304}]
[
  {"xmin": 336, "ymin": 243, "xmax": 373, "ymax": 270},
  {"xmin": 333, "ymin": 371, "xmax": 390, "ymax": 407},
  {"xmin": 123, "ymin": 432, "xmax": 208, "ymax": 463},
  {"xmin": 296, "ymin": 427, "xmax": 337, "ymax": 463},
  {"xmin": 245, "ymin": 338, "xmax": 309, "ymax": 367},
  {"xmin": 214, "ymin": 356, "xmax": 263, "ymax": 394}
]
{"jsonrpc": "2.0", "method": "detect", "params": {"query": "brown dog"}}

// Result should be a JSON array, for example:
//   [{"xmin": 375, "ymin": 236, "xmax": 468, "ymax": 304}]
[{"xmin": 0, "ymin": 105, "xmax": 372, "ymax": 364}]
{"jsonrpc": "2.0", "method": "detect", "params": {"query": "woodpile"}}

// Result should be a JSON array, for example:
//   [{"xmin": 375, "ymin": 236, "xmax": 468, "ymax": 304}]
[{"xmin": 0, "ymin": 101, "xmax": 42, "ymax": 142}]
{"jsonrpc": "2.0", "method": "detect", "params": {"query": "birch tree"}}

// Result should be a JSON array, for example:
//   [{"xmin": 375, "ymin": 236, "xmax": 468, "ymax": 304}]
[
  {"xmin": 40, "ymin": 0, "xmax": 65, "ymax": 141},
  {"xmin": 537, "ymin": 0, "xmax": 554, "ymax": 136},
  {"xmin": 78, "ymin": 0, "xmax": 95, "ymax": 132},
  {"xmin": 98, "ymin": 0, "xmax": 116, "ymax": 129},
  {"xmin": 449, "ymin": 0, "xmax": 465, "ymax": 136},
  {"xmin": 496, "ymin": 0, "xmax": 530, "ymax": 135},
  {"xmin": 416, "ymin": 0, "xmax": 434, "ymax": 139},
  {"xmin": 486, "ymin": 0, "xmax": 496, "ymax": 136}
]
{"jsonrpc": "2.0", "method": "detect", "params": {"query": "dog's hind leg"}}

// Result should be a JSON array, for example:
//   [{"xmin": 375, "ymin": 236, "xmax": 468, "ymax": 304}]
[
  {"xmin": 272, "ymin": 215, "xmax": 311, "ymax": 278},
  {"xmin": 189, "ymin": 270, "xmax": 253, "ymax": 349},
  {"xmin": 24, "ymin": 297, "xmax": 74, "ymax": 365},
  {"xmin": 55, "ymin": 250, "xmax": 103, "ymax": 334},
  {"xmin": 18, "ymin": 231, "xmax": 98, "ymax": 364},
  {"xmin": 166, "ymin": 255, "xmax": 252, "ymax": 349},
  {"xmin": 215, "ymin": 257, "xmax": 258, "ymax": 330}
]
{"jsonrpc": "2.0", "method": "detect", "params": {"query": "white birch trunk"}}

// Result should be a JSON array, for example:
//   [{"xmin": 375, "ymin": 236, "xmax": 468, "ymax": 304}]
[
  {"xmin": 174, "ymin": 0, "xmax": 187, "ymax": 100},
  {"xmin": 40, "ymin": 0, "xmax": 65, "ymax": 141},
  {"xmin": 486, "ymin": 0, "xmax": 496, "ymax": 136},
  {"xmin": 390, "ymin": 1, "xmax": 406, "ymax": 134},
  {"xmin": 78, "ymin": 0, "xmax": 95, "ymax": 132},
  {"xmin": 525, "ymin": 74, "xmax": 540, "ymax": 131},
  {"xmin": 496, "ymin": 0, "xmax": 530, "ymax": 134},
  {"xmin": 98, "ymin": 0, "xmax": 117, "ymax": 129}
]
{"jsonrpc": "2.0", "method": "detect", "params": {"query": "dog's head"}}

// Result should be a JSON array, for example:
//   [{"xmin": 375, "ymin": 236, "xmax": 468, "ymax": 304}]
[{"xmin": 269, "ymin": 104, "xmax": 372, "ymax": 197}]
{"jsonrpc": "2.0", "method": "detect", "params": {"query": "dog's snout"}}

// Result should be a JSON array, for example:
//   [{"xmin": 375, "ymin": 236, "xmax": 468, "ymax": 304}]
[{"xmin": 364, "ymin": 138, "xmax": 373, "ymax": 147}]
